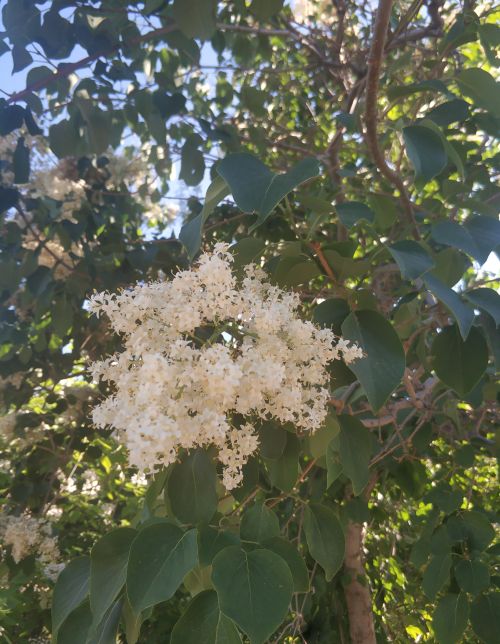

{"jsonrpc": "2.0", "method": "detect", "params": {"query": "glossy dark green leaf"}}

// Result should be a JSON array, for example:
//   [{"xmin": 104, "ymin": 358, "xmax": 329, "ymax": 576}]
[
  {"xmin": 240, "ymin": 502, "xmax": 280, "ymax": 543},
  {"xmin": 313, "ymin": 298, "xmax": 350, "ymax": 331},
  {"xmin": 388, "ymin": 240, "xmax": 435, "ymax": 280},
  {"xmin": 179, "ymin": 176, "xmax": 230, "ymax": 259},
  {"xmin": 456, "ymin": 68, "xmax": 500, "ymax": 117},
  {"xmin": 87, "ymin": 598, "xmax": 123, "ymax": 644},
  {"xmin": 431, "ymin": 325, "xmax": 488, "ymax": 396},
  {"xmin": 257, "ymin": 420, "xmax": 287, "ymax": 459},
  {"xmin": 56, "ymin": 600, "xmax": 92, "ymax": 644},
  {"xmin": 217, "ymin": 153, "xmax": 320, "ymax": 229},
  {"xmin": 461, "ymin": 511, "xmax": 495, "ymax": 552},
  {"xmin": 431, "ymin": 216, "xmax": 500, "ymax": 265},
  {"xmin": 307, "ymin": 414, "xmax": 340, "ymax": 459},
  {"xmin": 335, "ymin": 201, "xmax": 374, "ymax": 228},
  {"xmin": 337, "ymin": 415, "xmax": 372, "ymax": 496},
  {"xmin": 273, "ymin": 255, "xmax": 321, "ymax": 287},
  {"xmin": 90, "ymin": 527, "xmax": 137, "ymax": 626},
  {"xmin": 262, "ymin": 537, "xmax": 309, "ymax": 593},
  {"xmin": 465, "ymin": 288, "xmax": 500, "ymax": 325},
  {"xmin": 470, "ymin": 592, "xmax": 500, "ymax": 643},
  {"xmin": 171, "ymin": 590, "xmax": 242, "ymax": 644},
  {"xmin": 403, "ymin": 125, "xmax": 448, "ymax": 184},
  {"xmin": 198, "ymin": 526, "xmax": 240, "ymax": 567},
  {"xmin": 455, "ymin": 559, "xmax": 490, "ymax": 595},
  {"xmin": 166, "ymin": 449, "xmax": 218, "ymax": 525},
  {"xmin": 426, "ymin": 99, "xmax": 470, "ymax": 126},
  {"xmin": 432, "ymin": 593, "xmax": 469, "ymax": 644},
  {"xmin": 127, "ymin": 524, "xmax": 198, "ymax": 613},
  {"xmin": 423, "ymin": 553, "xmax": 452, "ymax": 600},
  {"xmin": 265, "ymin": 432, "xmax": 300, "ymax": 492},
  {"xmin": 52, "ymin": 556, "xmax": 91, "ymax": 635},
  {"xmin": 341, "ymin": 310, "xmax": 405, "ymax": 411},
  {"xmin": 423, "ymin": 274, "xmax": 474, "ymax": 340},
  {"xmin": 211, "ymin": 546, "xmax": 293, "ymax": 644},
  {"xmin": 303, "ymin": 503, "xmax": 345, "ymax": 581}
]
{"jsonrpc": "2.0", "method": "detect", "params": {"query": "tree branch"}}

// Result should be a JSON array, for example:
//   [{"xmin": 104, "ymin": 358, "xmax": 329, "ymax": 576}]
[
  {"xmin": 7, "ymin": 24, "xmax": 178, "ymax": 104},
  {"xmin": 364, "ymin": 0, "xmax": 421, "ymax": 240}
]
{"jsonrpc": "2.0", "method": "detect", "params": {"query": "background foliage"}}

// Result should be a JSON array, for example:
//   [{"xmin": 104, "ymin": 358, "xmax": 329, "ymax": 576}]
[{"xmin": 0, "ymin": 0, "xmax": 499, "ymax": 642}]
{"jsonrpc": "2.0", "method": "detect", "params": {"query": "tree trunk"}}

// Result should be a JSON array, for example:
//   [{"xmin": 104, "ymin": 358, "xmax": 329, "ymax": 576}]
[{"xmin": 343, "ymin": 520, "xmax": 376, "ymax": 644}]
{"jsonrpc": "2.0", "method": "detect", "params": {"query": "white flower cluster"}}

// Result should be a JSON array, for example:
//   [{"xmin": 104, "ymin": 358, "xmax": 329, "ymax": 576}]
[
  {"xmin": 31, "ymin": 159, "xmax": 86, "ymax": 221},
  {"xmin": 0, "ymin": 512, "xmax": 62, "ymax": 581},
  {"xmin": 89, "ymin": 244, "xmax": 362, "ymax": 488}
]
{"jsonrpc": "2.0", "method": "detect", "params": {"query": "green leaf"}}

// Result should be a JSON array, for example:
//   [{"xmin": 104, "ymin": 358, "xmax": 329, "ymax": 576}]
[
  {"xmin": 0, "ymin": 104, "xmax": 24, "ymax": 135},
  {"xmin": 423, "ymin": 274, "xmax": 475, "ymax": 340},
  {"xmin": 265, "ymin": 432, "xmax": 300, "ymax": 492},
  {"xmin": 52, "ymin": 557, "xmax": 90, "ymax": 635},
  {"xmin": 418, "ymin": 119, "xmax": 465, "ymax": 179},
  {"xmin": 432, "ymin": 593, "xmax": 469, "ymax": 644},
  {"xmin": 217, "ymin": 153, "xmax": 320, "ymax": 229},
  {"xmin": 335, "ymin": 201, "xmax": 374, "ymax": 228},
  {"xmin": 211, "ymin": 546, "xmax": 293, "ymax": 644},
  {"xmin": 257, "ymin": 420, "xmax": 287, "ymax": 459},
  {"xmin": 179, "ymin": 134, "xmax": 205, "ymax": 186},
  {"xmin": 461, "ymin": 511, "xmax": 495, "ymax": 552},
  {"xmin": 87, "ymin": 598, "xmax": 123, "ymax": 644},
  {"xmin": 326, "ymin": 441, "xmax": 343, "ymax": 488},
  {"xmin": 56, "ymin": 600, "xmax": 92, "ymax": 644},
  {"xmin": 127, "ymin": 524, "xmax": 198, "ymax": 613},
  {"xmin": 251, "ymin": 0, "xmax": 284, "ymax": 20},
  {"xmin": 240, "ymin": 502, "xmax": 280, "ymax": 543},
  {"xmin": 337, "ymin": 415, "xmax": 372, "ymax": 496},
  {"xmin": 456, "ymin": 68, "xmax": 500, "ymax": 117},
  {"xmin": 179, "ymin": 176, "xmax": 230, "ymax": 259},
  {"xmin": 470, "ymin": 592, "xmax": 500, "ymax": 643},
  {"xmin": 90, "ymin": 527, "xmax": 136, "ymax": 626},
  {"xmin": 341, "ymin": 310, "xmax": 406, "ymax": 411},
  {"xmin": 166, "ymin": 449, "xmax": 218, "ymax": 525},
  {"xmin": 173, "ymin": 0, "xmax": 217, "ymax": 40},
  {"xmin": 388, "ymin": 80, "xmax": 449, "ymax": 100},
  {"xmin": 431, "ymin": 325, "xmax": 488, "ymax": 396},
  {"xmin": 426, "ymin": 99, "xmax": 470, "ymax": 126},
  {"xmin": 455, "ymin": 560, "xmax": 490, "ymax": 595},
  {"xmin": 171, "ymin": 590, "xmax": 242, "ymax": 644},
  {"xmin": 48, "ymin": 119, "xmax": 79, "ymax": 158},
  {"xmin": 261, "ymin": 537, "xmax": 309, "ymax": 593},
  {"xmin": 430, "ymin": 248, "xmax": 469, "ymax": 287},
  {"xmin": 431, "ymin": 216, "xmax": 500, "ymax": 265},
  {"xmin": 403, "ymin": 124, "xmax": 448, "ymax": 184},
  {"xmin": 308, "ymin": 414, "xmax": 340, "ymax": 459},
  {"xmin": 313, "ymin": 298, "xmax": 350, "ymax": 332},
  {"xmin": 465, "ymin": 288, "xmax": 500, "ymax": 326},
  {"xmin": 303, "ymin": 503, "xmax": 345, "ymax": 581},
  {"xmin": 13, "ymin": 136, "xmax": 30, "ymax": 183},
  {"xmin": 423, "ymin": 553, "xmax": 452, "ymax": 600},
  {"xmin": 388, "ymin": 240, "xmax": 435, "ymax": 280},
  {"xmin": 273, "ymin": 256, "xmax": 321, "ymax": 287},
  {"xmin": 198, "ymin": 526, "xmax": 240, "ymax": 567}
]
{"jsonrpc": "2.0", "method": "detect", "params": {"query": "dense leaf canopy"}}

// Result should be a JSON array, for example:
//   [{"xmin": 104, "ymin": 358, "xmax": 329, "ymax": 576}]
[{"xmin": 0, "ymin": 0, "xmax": 498, "ymax": 642}]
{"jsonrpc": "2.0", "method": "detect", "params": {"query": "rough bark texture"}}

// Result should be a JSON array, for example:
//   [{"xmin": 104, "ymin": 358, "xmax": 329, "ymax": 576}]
[{"xmin": 344, "ymin": 520, "xmax": 377, "ymax": 644}]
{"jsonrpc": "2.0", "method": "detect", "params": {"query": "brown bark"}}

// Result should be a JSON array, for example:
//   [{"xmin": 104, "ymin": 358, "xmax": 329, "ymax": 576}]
[{"xmin": 343, "ymin": 520, "xmax": 377, "ymax": 644}]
